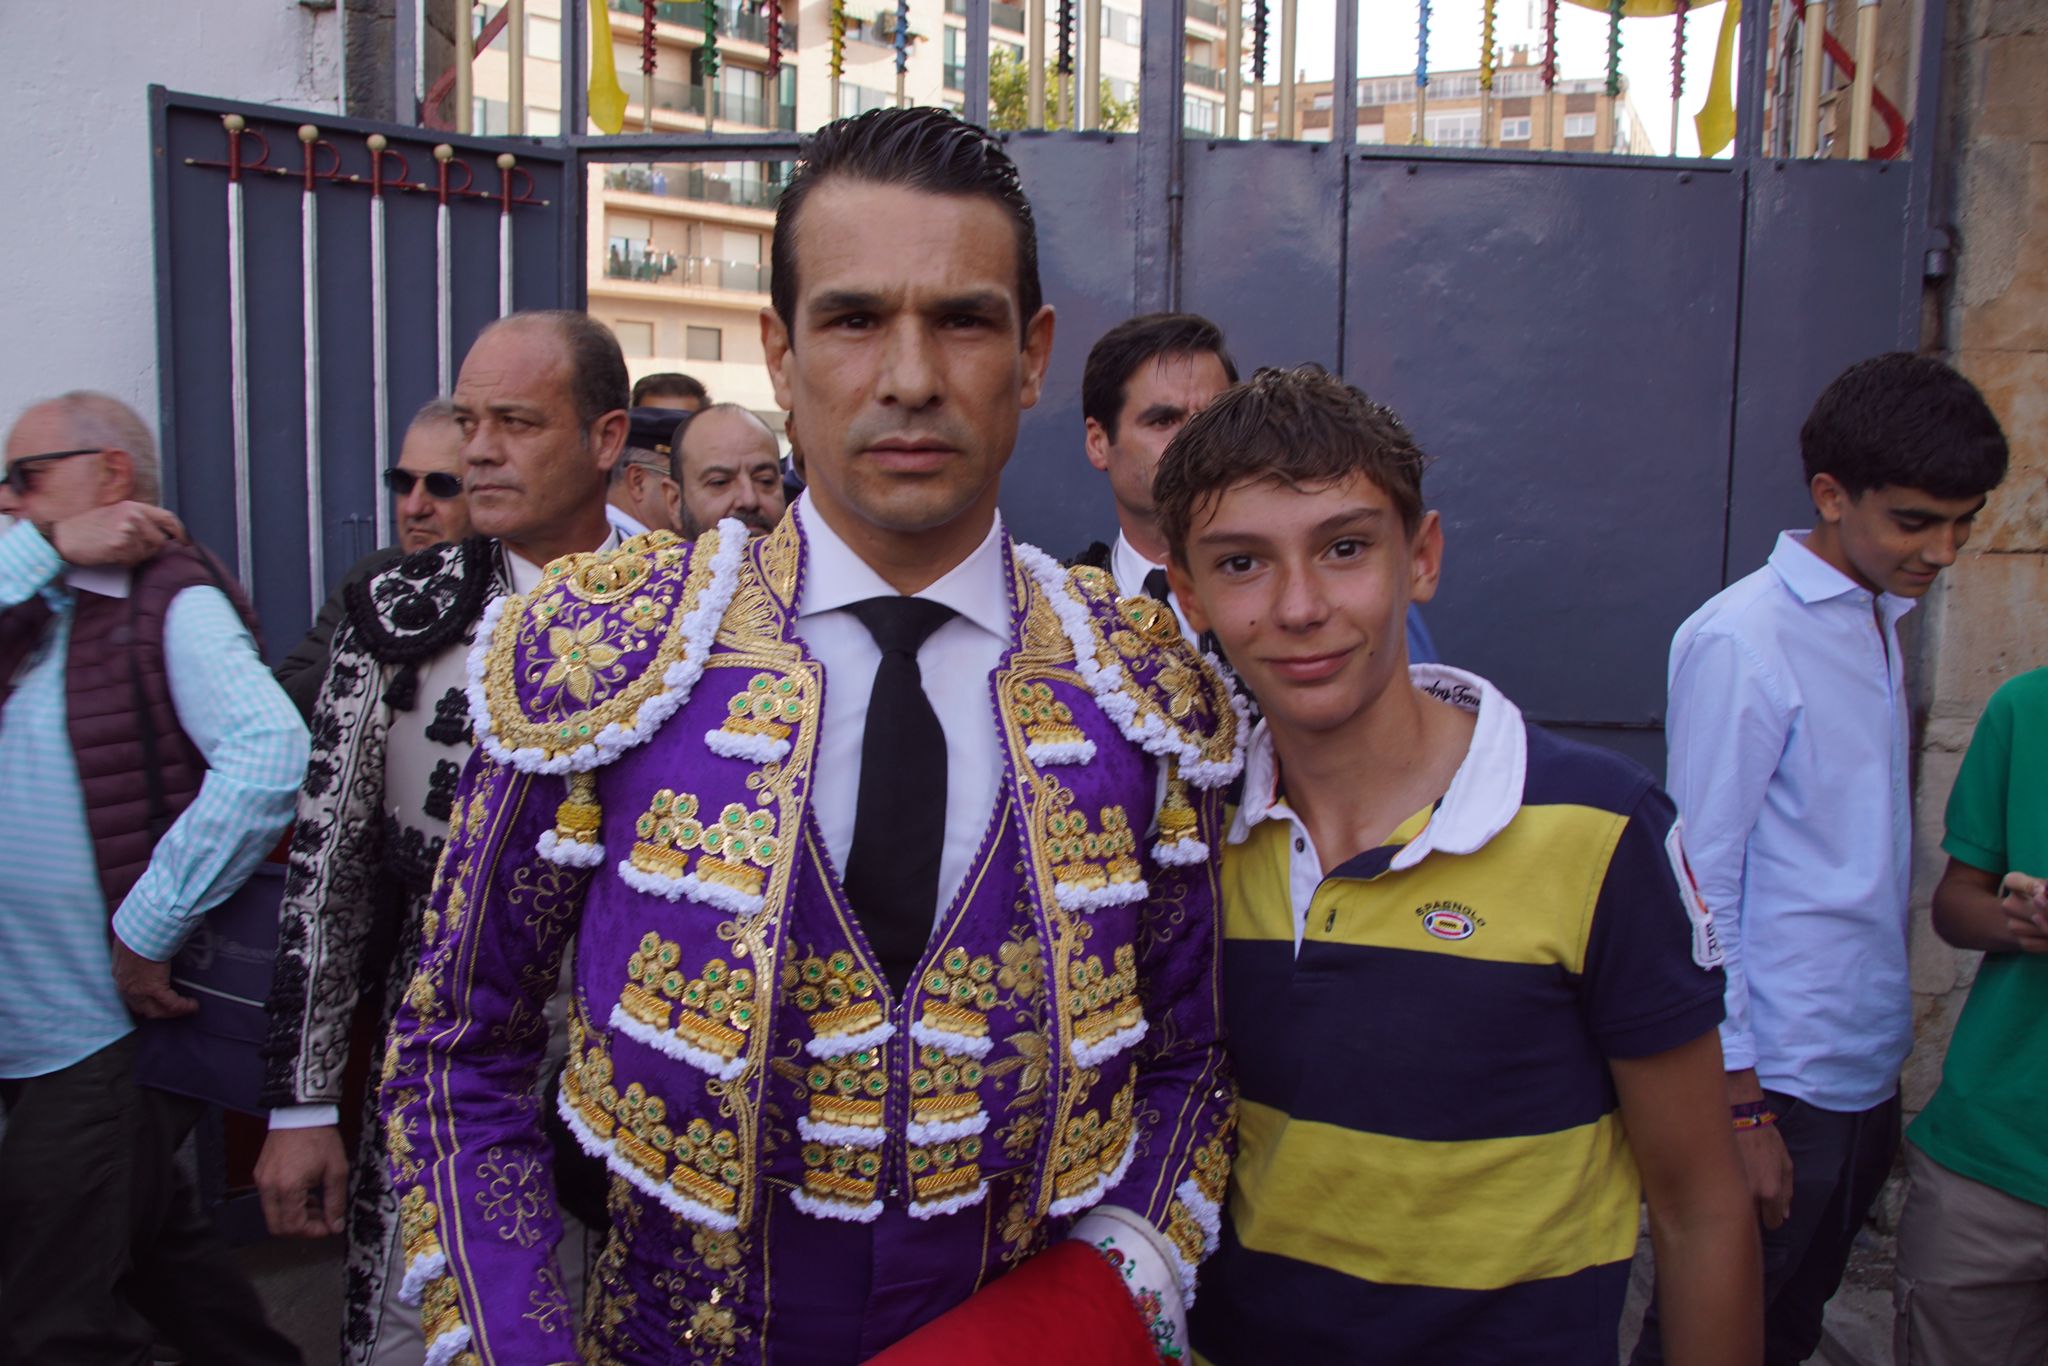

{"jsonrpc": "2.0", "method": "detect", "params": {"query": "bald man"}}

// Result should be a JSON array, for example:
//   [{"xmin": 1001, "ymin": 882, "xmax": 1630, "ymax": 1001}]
[{"xmin": 675, "ymin": 402, "xmax": 786, "ymax": 536}]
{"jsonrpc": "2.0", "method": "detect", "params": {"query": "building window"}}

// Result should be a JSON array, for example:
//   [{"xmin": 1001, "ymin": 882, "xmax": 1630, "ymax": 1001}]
[
  {"xmin": 1183, "ymin": 95, "xmax": 1219, "ymax": 135},
  {"xmin": 1564, "ymin": 112, "xmax": 1597, "ymax": 138},
  {"xmin": 837, "ymin": 82, "xmax": 896, "ymax": 118},
  {"xmin": 1357, "ymin": 123, "xmax": 1386, "ymax": 144},
  {"xmin": 686, "ymin": 326, "xmax": 723, "ymax": 362},
  {"xmin": 1500, "ymin": 116, "xmax": 1532, "ymax": 142},
  {"xmin": 1101, "ymin": 6, "xmax": 1141, "ymax": 44},
  {"xmin": 526, "ymin": 14, "xmax": 561, "ymax": 61},
  {"xmin": 527, "ymin": 107, "xmax": 561, "ymax": 135},
  {"xmin": 615, "ymin": 320, "xmax": 655, "ymax": 358},
  {"xmin": 1424, "ymin": 110, "xmax": 1482, "ymax": 147},
  {"xmin": 1311, "ymin": 93, "xmax": 1332, "ymax": 111}
]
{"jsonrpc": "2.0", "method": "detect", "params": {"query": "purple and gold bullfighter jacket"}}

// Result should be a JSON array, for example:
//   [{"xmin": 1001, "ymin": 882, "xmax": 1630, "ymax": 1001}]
[{"xmin": 378, "ymin": 511, "xmax": 1243, "ymax": 1365}]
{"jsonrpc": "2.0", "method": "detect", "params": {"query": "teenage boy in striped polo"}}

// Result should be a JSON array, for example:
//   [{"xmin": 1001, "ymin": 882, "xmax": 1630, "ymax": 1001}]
[{"xmin": 1160, "ymin": 366, "xmax": 1760, "ymax": 1364}]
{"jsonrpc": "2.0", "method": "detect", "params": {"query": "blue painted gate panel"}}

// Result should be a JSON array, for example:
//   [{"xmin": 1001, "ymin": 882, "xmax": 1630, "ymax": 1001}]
[
  {"xmin": 1343, "ymin": 156, "xmax": 1746, "ymax": 768},
  {"xmin": 154, "ymin": 92, "xmax": 570, "ymax": 650}
]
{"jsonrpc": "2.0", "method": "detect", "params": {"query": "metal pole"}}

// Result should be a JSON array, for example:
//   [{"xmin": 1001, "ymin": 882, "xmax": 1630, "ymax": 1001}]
[
  {"xmin": 563, "ymin": 0, "xmax": 584, "ymax": 133},
  {"xmin": 456, "ymin": 0, "xmax": 476, "ymax": 132},
  {"xmin": 1029, "ymin": 0, "xmax": 1047, "ymax": 128},
  {"xmin": 498, "ymin": 153, "xmax": 517, "ymax": 316},
  {"xmin": 508, "ymin": 0, "xmax": 526, "ymax": 132},
  {"xmin": 1796, "ymin": 0, "xmax": 1825, "ymax": 155},
  {"xmin": 1134, "ymin": 0, "xmax": 1185, "ymax": 311},
  {"xmin": 298, "ymin": 125, "xmax": 327, "ymax": 612},
  {"xmin": 1082, "ymin": 0, "xmax": 1102, "ymax": 129},
  {"xmin": 367, "ymin": 134, "xmax": 395, "ymax": 549},
  {"xmin": 1847, "ymin": 0, "xmax": 1877, "ymax": 158},
  {"xmin": 435, "ymin": 143, "xmax": 456, "ymax": 393},
  {"xmin": 1332, "ymin": 0, "xmax": 1357, "ymax": 151},
  {"xmin": 1225, "ymin": 0, "xmax": 1243, "ymax": 138},
  {"xmin": 1737, "ymin": 0, "xmax": 1771, "ymax": 157},
  {"xmin": 965, "ymin": 0, "xmax": 991, "ymax": 126},
  {"xmin": 223, "ymin": 115, "xmax": 255, "ymax": 587},
  {"xmin": 1278, "ymin": 0, "xmax": 1296, "ymax": 137}
]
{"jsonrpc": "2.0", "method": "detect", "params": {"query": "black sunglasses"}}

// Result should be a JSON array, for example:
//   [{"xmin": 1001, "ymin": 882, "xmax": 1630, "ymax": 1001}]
[
  {"xmin": 383, "ymin": 467, "xmax": 464, "ymax": 499},
  {"xmin": 1, "ymin": 447, "xmax": 103, "ymax": 494}
]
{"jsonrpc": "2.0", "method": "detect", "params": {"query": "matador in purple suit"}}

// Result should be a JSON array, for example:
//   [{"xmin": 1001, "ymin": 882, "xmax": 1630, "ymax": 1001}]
[{"xmin": 379, "ymin": 107, "xmax": 1241, "ymax": 1365}]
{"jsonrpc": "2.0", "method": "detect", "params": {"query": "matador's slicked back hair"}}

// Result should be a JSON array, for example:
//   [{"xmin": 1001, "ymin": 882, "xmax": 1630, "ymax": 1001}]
[{"xmin": 770, "ymin": 106, "xmax": 1043, "ymax": 341}]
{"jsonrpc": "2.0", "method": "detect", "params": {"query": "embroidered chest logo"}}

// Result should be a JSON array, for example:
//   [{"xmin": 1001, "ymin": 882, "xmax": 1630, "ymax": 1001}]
[{"xmin": 1415, "ymin": 900, "xmax": 1485, "ymax": 941}]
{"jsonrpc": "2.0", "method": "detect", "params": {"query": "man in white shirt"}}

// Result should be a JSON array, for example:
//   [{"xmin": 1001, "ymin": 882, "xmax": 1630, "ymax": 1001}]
[
  {"xmin": 1633, "ymin": 353, "xmax": 2010, "ymax": 1365},
  {"xmin": 1073, "ymin": 313, "xmax": 1237, "ymax": 640}
]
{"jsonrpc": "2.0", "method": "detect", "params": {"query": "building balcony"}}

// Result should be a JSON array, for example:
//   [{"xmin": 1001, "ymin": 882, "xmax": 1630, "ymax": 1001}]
[
  {"xmin": 603, "ymin": 162, "xmax": 788, "ymax": 210},
  {"xmin": 604, "ymin": 251, "xmax": 772, "ymax": 296},
  {"xmin": 614, "ymin": 70, "xmax": 795, "ymax": 128},
  {"xmin": 606, "ymin": 0, "xmax": 791, "ymax": 47},
  {"xmin": 1187, "ymin": 0, "xmax": 1226, "ymax": 26},
  {"xmin": 991, "ymin": 1, "xmax": 1025, "ymax": 32},
  {"xmin": 1185, "ymin": 61, "xmax": 1224, "ymax": 90}
]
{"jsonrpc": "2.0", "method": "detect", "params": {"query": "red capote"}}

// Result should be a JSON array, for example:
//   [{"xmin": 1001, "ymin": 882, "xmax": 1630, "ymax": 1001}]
[{"xmin": 868, "ymin": 1239, "xmax": 1158, "ymax": 1365}]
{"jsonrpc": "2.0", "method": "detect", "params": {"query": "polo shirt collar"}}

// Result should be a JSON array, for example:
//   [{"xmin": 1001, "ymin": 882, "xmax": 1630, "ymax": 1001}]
[
  {"xmin": 1227, "ymin": 664, "xmax": 1528, "ymax": 871},
  {"xmin": 794, "ymin": 494, "xmax": 1011, "ymax": 645}
]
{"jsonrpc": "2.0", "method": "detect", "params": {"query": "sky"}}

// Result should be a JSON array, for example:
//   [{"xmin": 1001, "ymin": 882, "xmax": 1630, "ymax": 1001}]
[{"xmin": 1283, "ymin": 0, "xmax": 1738, "ymax": 157}]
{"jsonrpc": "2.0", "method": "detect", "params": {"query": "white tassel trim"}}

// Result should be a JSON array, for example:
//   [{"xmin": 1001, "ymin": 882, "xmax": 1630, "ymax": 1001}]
[
  {"xmin": 1149, "ymin": 836, "xmax": 1210, "ymax": 867},
  {"xmin": 1046, "ymin": 1128, "xmax": 1138, "ymax": 1219},
  {"xmin": 556, "ymin": 1083, "xmax": 740, "ymax": 1231},
  {"xmin": 905, "ymin": 1110, "xmax": 990, "ymax": 1145},
  {"xmin": 797, "ymin": 1116, "xmax": 887, "ymax": 1148},
  {"xmin": 703, "ymin": 728, "xmax": 792, "ymax": 764},
  {"xmin": 1025, "ymin": 738, "xmax": 1097, "ymax": 767},
  {"xmin": 804, "ymin": 1020, "xmax": 896, "ymax": 1059},
  {"xmin": 396, "ymin": 1247, "xmax": 446, "ymax": 1306},
  {"xmin": 615, "ymin": 858, "xmax": 766, "ymax": 917},
  {"xmin": 790, "ymin": 1187, "xmax": 885, "ymax": 1224},
  {"xmin": 1173, "ymin": 1249, "xmax": 1202, "ymax": 1308},
  {"xmin": 1069, "ymin": 1016, "xmax": 1148, "ymax": 1069},
  {"xmin": 423, "ymin": 1325, "xmax": 474, "ymax": 1366},
  {"xmin": 1053, "ymin": 877, "xmax": 1150, "ymax": 914},
  {"xmin": 908, "ymin": 1017, "xmax": 994, "ymax": 1059},
  {"xmin": 607, "ymin": 1003, "xmax": 749, "ymax": 1082},
  {"xmin": 536, "ymin": 829, "xmax": 606, "ymax": 867},
  {"xmin": 908, "ymin": 1181, "xmax": 990, "ymax": 1220},
  {"xmin": 471, "ymin": 519, "xmax": 748, "ymax": 775},
  {"xmin": 1014, "ymin": 543, "xmax": 1248, "ymax": 791},
  {"xmin": 1175, "ymin": 1177, "xmax": 1223, "ymax": 1258}
]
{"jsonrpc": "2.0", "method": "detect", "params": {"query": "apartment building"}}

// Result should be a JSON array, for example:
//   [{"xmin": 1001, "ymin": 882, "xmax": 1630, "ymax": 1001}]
[{"xmin": 1268, "ymin": 45, "xmax": 1653, "ymax": 155}]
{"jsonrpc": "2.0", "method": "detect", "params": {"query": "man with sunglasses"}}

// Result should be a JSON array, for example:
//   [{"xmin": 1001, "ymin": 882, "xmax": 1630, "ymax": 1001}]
[
  {"xmin": 0, "ymin": 391, "xmax": 308, "ymax": 1365},
  {"xmin": 275, "ymin": 399, "xmax": 474, "ymax": 718},
  {"xmin": 255, "ymin": 311, "xmax": 624, "ymax": 1366}
]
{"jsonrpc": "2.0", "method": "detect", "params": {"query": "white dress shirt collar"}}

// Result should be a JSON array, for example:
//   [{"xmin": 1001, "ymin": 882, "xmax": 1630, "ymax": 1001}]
[
  {"xmin": 606, "ymin": 505, "xmax": 652, "ymax": 540},
  {"xmin": 63, "ymin": 564, "xmax": 132, "ymax": 600},
  {"xmin": 1228, "ymin": 664, "xmax": 1526, "ymax": 872},
  {"xmin": 1770, "ymin": 530, "xmax": 1915, "ymax": 624},
  {"xmin": 794, "ymin": 494, "xmax": 1012, "ymax": 644},
  {"xmin": 1110, "ymin": 531, "xmax": 1197, "ymax": 642}
]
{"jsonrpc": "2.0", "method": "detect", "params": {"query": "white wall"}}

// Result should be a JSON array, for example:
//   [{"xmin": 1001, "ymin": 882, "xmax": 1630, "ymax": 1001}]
[{"xmin": 0, "ymin": 0, "xmax": 342, "ymax": 436}]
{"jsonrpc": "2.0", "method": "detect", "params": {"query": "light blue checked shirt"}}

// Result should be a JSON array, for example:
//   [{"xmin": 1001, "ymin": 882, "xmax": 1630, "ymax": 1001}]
[{"xmin": 0, "ymin": 520, "xmax": 308, "ymax": 1080}]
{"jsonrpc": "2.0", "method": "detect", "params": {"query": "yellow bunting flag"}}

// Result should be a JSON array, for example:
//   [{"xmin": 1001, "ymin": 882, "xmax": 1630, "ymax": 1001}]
[
  {"xmin": 1561, "ymin": 0, "xmax": 1739, "ymax": 156},
  {"xmin": 588, "ymin": 0, "xmax": 629, "ymax": 135}
]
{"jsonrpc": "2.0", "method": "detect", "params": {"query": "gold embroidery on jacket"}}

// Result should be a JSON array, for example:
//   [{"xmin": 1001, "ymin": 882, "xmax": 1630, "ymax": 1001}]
[{"xmin": 619, "ymin": 933, "xmax": 759, "ymax": 1068}]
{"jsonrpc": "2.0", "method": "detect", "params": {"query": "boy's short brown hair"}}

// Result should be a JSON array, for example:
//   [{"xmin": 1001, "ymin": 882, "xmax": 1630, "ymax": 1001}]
[{"xmin": 1154, "ymin": 364, "xmax": 1427, "ymax": 562}]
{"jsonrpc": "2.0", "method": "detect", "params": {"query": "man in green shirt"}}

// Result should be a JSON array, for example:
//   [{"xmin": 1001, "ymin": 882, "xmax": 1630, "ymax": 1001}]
[{"xmin": 1895, "ymin": 667, "xmax": 2048, "ymax": 1364}]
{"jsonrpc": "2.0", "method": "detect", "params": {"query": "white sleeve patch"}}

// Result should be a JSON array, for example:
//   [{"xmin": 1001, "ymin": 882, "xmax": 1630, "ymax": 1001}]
[{"xmin": 1665, "ymin": 819, "xmax": 1724, "ymax": 969}]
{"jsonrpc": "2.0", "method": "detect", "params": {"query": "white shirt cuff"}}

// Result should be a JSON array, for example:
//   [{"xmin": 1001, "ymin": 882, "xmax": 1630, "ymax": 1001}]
[
  {"xmin": 268, "ymin": 1103, "xmax": 341, "ymax": 1130},
  {"xmin": 1070, "ymin": 1204, "xmax": 1188, "ymax": 1361}
]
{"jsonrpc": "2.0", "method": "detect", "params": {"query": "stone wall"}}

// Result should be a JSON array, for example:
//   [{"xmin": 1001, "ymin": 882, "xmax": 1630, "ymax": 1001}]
[{"xmin": 1905, "ymin": 0, "xmax": 2048, "ymax": 1120}]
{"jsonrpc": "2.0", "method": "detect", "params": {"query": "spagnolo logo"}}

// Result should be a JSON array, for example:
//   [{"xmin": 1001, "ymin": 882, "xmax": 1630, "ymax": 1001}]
[{"xmin": 1414, "ymin": 899, "xmax": 1484, "ymax": 941}]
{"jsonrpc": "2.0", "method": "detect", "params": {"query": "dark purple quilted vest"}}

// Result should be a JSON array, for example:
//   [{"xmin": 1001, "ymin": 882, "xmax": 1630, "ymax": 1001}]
[{"xmin": 0, "ymin": 543, "xmax": 260, "ymax": 914}]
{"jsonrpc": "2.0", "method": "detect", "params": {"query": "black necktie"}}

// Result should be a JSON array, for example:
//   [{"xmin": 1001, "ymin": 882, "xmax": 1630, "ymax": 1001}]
[
  {"xmin": 842, "ymin": 597, "xmax": 957, "ymax": 995},
  {"xmin": 1143, "ymin": 568, "xmax": 1172, "ymax": 604}
]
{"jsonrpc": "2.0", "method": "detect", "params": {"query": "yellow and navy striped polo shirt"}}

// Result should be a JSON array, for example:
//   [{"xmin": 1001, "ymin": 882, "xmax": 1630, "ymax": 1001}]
[{"xmin": 1191, "ymin": 668, "xmax": 1725, "ymax": 1365}]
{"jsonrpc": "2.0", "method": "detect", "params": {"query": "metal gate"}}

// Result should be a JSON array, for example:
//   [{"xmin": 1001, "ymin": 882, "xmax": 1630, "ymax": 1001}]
[{"xmin": 150, "ymin": 0, "xmax": 1943, "ymax": 766}]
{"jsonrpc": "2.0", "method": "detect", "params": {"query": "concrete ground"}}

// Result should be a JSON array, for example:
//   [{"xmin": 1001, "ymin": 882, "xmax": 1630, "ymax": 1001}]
[{"xmin": 235, "ymin": 1234, "xmax": 344, "ymax": 1364}]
